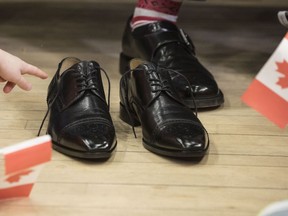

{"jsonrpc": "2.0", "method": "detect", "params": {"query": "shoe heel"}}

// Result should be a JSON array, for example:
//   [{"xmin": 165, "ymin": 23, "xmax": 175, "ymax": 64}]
[
  {"xmin": 119, "ymin": 52, "xmax": 133, "ymax": 75},
  {"xmin": 120, "ymin": 102, "xmax": 141, "ymax": 127}
]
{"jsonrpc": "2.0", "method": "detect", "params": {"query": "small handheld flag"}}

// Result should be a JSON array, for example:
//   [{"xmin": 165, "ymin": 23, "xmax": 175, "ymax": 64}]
[
  {"xmin": 0, "ymin": 135, "xmax": 52, "ymax": 200},
  {"xmin": 242, "ymin": 12, "xmax": 288, "ymax": 128}
]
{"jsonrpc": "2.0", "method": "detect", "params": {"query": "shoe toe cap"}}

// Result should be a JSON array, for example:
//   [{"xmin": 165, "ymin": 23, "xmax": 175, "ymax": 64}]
[
  {"xmin": 60, "ymin": 121, "xmax": 116, "ymax": 152},
  {"xmin": 157, "ymin": 123, "xmax": 208, "ymax": 152}
]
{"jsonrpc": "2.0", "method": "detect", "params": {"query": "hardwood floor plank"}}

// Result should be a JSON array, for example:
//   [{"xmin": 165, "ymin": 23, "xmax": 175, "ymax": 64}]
[{"xmin": 1, "ymin": 184, "xmax": 287, "ymax": 216}]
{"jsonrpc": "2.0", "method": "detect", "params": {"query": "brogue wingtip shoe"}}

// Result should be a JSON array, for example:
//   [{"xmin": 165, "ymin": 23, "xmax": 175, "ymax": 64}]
[
  {"xmin": 44, "ymin": 57, "xmax": 117, "ymax": 159},
  {"xmin": 119, "ymin": 59, "xmax": 209, "ymax": 159}
]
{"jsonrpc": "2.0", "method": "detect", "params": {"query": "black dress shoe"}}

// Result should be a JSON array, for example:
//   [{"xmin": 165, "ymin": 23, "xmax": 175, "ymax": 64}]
[
  {"xmin": 120, "ymin": 18, "xmax": 224, "ymax": 108},
  {"xmin": 119, "ymin": 59, "xmax": 209, "ymax": 158},
  {"xmin": 39, "ymin": 57, "xmax": 117, "ymax": 159}
]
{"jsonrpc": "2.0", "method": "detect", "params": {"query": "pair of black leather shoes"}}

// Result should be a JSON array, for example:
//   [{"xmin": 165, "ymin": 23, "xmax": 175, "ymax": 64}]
[
  {"xmin": 42, "ymin": 18, "xmax": 221, "ymax": 159},
  {"xmin": 42, "ymin": 58, "xmax": 209, "ymax": 159},
  {"xmin": 39, "ymin": 57, "xmax": 117, "ymax": 159}
]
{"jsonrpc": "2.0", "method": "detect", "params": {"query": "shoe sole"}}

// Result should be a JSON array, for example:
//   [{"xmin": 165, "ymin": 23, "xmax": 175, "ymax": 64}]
[
  {"xmin": 119, "ymin": 52, "xmax": 224, "ymax": 109},
  {"xmin": 184, "ymin": 90, "xmax": 224, "ymax": 109},
  {"xmin": 142, "ymin": 139, "xmax": 207, "ymax": 158},
  {"xmin": 52, "ymin": 140, "xmax": 117, "ymax": 159},
  {"xmin": 120, "ymin": 103, "xmax": 208, "ymax": 159}
]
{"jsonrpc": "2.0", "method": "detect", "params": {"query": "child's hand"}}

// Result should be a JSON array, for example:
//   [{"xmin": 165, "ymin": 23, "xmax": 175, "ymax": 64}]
[{"xmin": 0, "ymin": 49, "xmax": 48, "ymax": 93}]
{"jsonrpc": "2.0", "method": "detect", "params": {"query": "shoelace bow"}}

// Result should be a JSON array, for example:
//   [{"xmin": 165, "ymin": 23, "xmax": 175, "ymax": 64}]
[
  {"xmin": 120, "ymin": 65, "xmax": 198, "ymax": 138},
  {"xmin": 37, "ymin": 66, "xmax": 111, "ymax": 137}
]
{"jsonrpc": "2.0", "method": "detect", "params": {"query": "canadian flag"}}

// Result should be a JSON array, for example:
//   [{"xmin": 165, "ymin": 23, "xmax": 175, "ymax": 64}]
[
  {"xmin": 242, "ymin": 33, "xmax": 288, "ymax": 128},
  {"xmin": 0, "ymin": 135, "xmax": 52, "ymax": 200}
]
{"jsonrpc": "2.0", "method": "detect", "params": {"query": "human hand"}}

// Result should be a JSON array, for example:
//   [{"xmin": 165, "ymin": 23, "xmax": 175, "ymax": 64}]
[{"xmin": 0, "ymin": 49, "xmax": 48, "ymax": 93}]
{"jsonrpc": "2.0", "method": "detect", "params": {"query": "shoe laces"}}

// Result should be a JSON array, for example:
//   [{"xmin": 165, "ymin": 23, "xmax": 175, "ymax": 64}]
[
  {"xmin": 74, "ymin": 70, "xmax": 99, "ymax": 94},
  {"xmin": 73, "ymin": 64, "xmax": 110, "ymax": 106},
  {"xmin": 37, "ymin": 59, "xmax": 111, "ymax": 137},
  {"xmin": 149, "ymin": 78, "xmax": 171, "ymax": 93},
  {"xmin": 146, "ymin": 67, "xmax": 198, "ymax": 112},
  {"xmin": 120, "ymin": 64, "xmax": 198, "ymax": 138}
]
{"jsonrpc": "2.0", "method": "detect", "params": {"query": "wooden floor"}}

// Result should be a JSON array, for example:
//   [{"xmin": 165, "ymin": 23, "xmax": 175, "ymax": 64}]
[{"xmin": 0, "ymin": 2, "xmax": 288, "ymax": 216}]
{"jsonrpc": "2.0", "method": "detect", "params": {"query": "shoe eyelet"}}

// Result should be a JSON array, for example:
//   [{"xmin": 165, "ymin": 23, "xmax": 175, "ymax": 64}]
[
  {"xmin": 88, "ymin": 62, "xmax": 94, "ymax": 69},
  {"xmin": 185, "ymin": 86, "xmax": 192, "ymax": 96}
]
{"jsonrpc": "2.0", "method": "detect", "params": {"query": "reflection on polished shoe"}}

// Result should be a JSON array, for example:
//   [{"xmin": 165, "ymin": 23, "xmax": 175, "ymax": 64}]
[
  {"xmin": 120, "ymin": 17, "xmax": 224, "ymax": 108},
  {"xmin": 38, "ymin": 57, "xmax": 117, "ymax": 159},
  {"xmin": 119, "ymin": 59, "xmax": 209, "ymax": 158}
]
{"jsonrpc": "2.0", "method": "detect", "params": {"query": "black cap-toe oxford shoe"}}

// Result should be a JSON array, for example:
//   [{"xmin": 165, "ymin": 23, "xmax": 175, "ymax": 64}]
[
  {"xmin": 40, "ymin": 57, "xmax": 117, "ymax": 159},
  {"xmin": 120, "ymin": 17, "xmax": 224, "ymax": 109},
  {"xmin": 119, "ymin": 59, "xmax": 209, "ymax": 158}
]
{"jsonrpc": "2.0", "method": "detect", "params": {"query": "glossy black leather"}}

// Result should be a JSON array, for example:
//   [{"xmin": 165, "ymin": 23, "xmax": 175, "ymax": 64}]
[
  {"xmin": 46, "ymin": 58, "xmax": 117, "ymax": 159},
  {"xmin": 119, "ymin": 60, "xmax": 209, "ymax": 158},
  {"xmin": 120, "ymin": 18, "xmax": 224, "ymax": 108}
]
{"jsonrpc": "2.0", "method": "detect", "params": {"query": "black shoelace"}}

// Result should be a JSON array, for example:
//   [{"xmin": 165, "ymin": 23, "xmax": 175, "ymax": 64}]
[
  {"xmin": 72, "ymin": 66, "xmax": 109, "ymax": 106},
  {"xmin": 37, "ymin": 63, "xmax": 111, "ymax": 137}
]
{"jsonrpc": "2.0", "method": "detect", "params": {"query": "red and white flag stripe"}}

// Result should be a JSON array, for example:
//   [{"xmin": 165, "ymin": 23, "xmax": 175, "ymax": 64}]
[
  {"xmin": 131, "ymin": 8, "xmax": 178, "ymax": 29},
  {"xmin": 242, "ymin": 33, "xmax": 288, "ymax": 128}
]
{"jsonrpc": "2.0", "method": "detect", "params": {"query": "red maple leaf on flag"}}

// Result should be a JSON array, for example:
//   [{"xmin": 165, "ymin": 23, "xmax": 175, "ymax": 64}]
[
  {"xmin": 276, "ymin": 60, "xmax": 288, "ymax": 88},
  {"xmin": 5, "ymin": 170, "xmax": 33, "ymax": 183}
]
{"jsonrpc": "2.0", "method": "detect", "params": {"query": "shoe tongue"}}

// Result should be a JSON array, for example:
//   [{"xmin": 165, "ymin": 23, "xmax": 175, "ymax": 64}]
[
  {"xmin": 133, "ymin": 63, "xmax": 186, "ymax": 107},
  {"xmin": 136, "ymin": 62, "xmax": 160, "ymax": 83},
  {"xmin": 80, "ymin": 61, "xmax": 100, "ymax": 89},
  {"xmin": 142, "ymin": 62, "xmax": 157, "ymax": 71},
  {"xmin": 59, "ymin": 61, "xmax": 103, "ymax": 109},
  {"xmin": 132, "ymin": 63, "xmax": 168, "ymax": 106}
]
